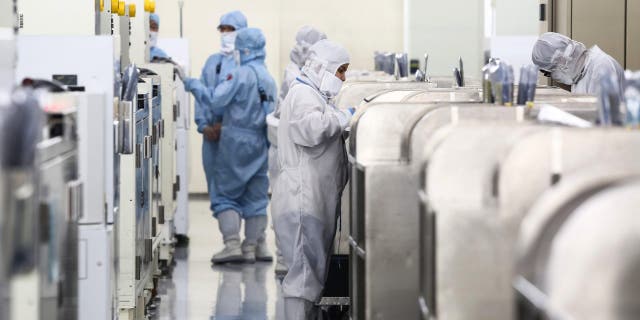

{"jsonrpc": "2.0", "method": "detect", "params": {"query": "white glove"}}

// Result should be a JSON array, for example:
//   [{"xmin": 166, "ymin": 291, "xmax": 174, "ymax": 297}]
[{"xmin": 336, "ymin": 109, "xmax": 353, "ymax": 129}]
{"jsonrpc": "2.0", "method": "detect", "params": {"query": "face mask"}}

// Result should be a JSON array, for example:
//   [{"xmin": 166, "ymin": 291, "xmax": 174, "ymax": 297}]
[
  {"xmin": 233, "ymin": 49, "xmax": 241, "ymax": 66},
  {"xmin": 221, "ymin": 32, "xmax": 236, "ymax": 55},
  {"xmin": 550, "ymin": 42, "xmax": 586, "ymax": 85},
  {"xmin": 551, "ymin": 69, "xmax": 576, "ymax": 85},
  {"xmin": 149, "ymin": 31, "xmax": 158, "ymax": 48},
  {"xmin": 319, "ymin": 71, "xmax": 344, "ymax": 98}
]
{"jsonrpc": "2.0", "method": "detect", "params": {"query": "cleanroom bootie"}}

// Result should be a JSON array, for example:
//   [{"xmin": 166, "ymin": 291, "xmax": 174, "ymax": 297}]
[
  {"xmin": 211, "ymin": 239, "xmax": 243, "ymax": 264},
  {"xmin": 211, "ymin": 210, "xmax": 243, "ymax": 264},
  {"xmin": 245, "ymin": 216, "xmax": 273, "ymax": 261},
  {"xmin": 242, "ymin": 241, "xmax": 257, "ymax": 264},
  {"xmin": 255, "ymin": 239, "xmax": 273, "ymax": 262}
]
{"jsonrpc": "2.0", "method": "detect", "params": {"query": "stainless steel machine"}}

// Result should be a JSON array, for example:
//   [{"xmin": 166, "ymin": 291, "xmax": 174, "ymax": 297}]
[
  {"xmin": 54, "ymin": 92, "xmax": 113, "ymax": 320},
  {"xmin": 336, "ymin": 77, "xmax": 485, "ymax": 110},
  {"xmin": 336, "ymin": 81, "xmax": 438, "ymax": 110},
  {"xmin": 141, "ymin": 63, "xmax": 182, "ymax": 269},
  {"xmin": 117, "ymin": 75, "xmax": 154, "ymax": 319},
  {"xmin": 418, "ymin": 126, "xmax": 640, "ymax": 320},
  {"xmin": 173, "ymin": 72, "xmax": 189, "ymax": 240},
  {"xmin": 348, "ymin": 102, "xmax": 434, "ymax": 320},
  {"xmin": 418, "ymin": 123, "xmax": 548, "ymax": 320},
  {"xmin": 14, "ymin": 35, "xmax": 118, "ymax": 320},
  {"xmin": 344, "ymin": 80, "xmax": 599, "ymax": 318},
  {"xmin": 36, "ymin": 93, "xmax": 81, "ymax": 320},
  {"xmin": 347, "ymin": 102, "xmax": 531, "ymax": 319},
  {"xmin": 516, "ymin": 168, "xmax": 640, "ymax": 319},
  {"xmin": 139, "ymin": 70, "xmax": 163, "ymax": 279}
]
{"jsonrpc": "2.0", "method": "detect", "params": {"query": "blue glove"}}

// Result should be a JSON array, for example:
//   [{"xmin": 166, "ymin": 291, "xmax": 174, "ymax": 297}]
[
  {"xmin": 183, "ymin": 77, "xmax": 200, "ymax": 92},
  {"xmin": 348, "ymin": 107, "xmax": 356, "ymax": 115}
]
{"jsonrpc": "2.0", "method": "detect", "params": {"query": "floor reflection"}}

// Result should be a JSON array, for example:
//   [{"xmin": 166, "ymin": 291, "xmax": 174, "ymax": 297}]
[
  {"xmin": 210, "ymin": 263, "xmax": 271, "ymax": 320},
  {"xmin": 151, "ymin": 199, "xmax": 284, "ymax": 319},
  {"xmin": 150, "ymin": 247, "xmax": 190, "ymax": 320}
]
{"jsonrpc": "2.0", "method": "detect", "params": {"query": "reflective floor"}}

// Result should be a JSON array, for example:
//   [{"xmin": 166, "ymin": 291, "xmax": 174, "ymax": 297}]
[{"xmin": 151, "ymin": 198, "xmax": 285, "ymax": 320}]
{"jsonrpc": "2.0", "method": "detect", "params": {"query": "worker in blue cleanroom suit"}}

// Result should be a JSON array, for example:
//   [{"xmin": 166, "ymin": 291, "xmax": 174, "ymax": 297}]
[
  {"xmin": 184, "ymin": 27, "xmax": 276, "ymax": 264},
  {"xmin": 191, "ymin": 10, "xmax": 248, "ymax": 250},
  {"xmin": 149, "ymin": 13, "xmax": 169, "ymax": 60}
]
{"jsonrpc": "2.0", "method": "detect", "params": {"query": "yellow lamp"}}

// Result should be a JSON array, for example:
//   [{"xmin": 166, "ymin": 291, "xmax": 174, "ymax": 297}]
[
  {"xmin": 111, "ymin": 0, "xmax": 119, "ymax": 13},
  {"xmin": 118, "ymin": 0, "xmax": 126, "ymax": 16},
  {"xmin": 129, "ymin": 4, "xmax": 136, "ymax": 17}
]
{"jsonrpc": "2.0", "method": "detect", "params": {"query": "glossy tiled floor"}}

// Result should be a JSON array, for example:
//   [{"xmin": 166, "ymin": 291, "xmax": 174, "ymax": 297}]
[{"xmin": 151, "ymin": 198, "xmax": 285, "ymax": 320}]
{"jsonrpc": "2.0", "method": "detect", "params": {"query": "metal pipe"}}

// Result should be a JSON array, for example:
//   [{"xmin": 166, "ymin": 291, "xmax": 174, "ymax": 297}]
[
  {"xmin": 423, "ymin": 54, "xmax": 429, "ymax": 82},
  {"xmin": 178, "ymin": 0, "xmax": 184, "ymax": 38}
]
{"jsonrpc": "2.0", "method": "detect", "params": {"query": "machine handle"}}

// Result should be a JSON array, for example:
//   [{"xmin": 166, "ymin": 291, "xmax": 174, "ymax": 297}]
[
  {"xmin": 158, "ymin": 205, "xmax": 165, "ymax": 224},
  {"xmin": 423, "ymin": 54, "xmax": 429, "ymax": 82},
  {"xmin": 513, "ymin": 276, "xmax": 558, "ymax": 318},
  {"xmin": 418, "ymin": 296, "xmax": 433, "ymax": 320},
  {"xmin": 135, "ymin": 144, "xmax": 142, "ymax": 169},
  {"xmin": 453, "ymin": 68, "xmax": 463, "ymax": 88},
  {"xmin": 113, "ymin": 120, "xmax": 121, "ymax": 154},
  {"xmin": 120, "ymin": 100, "xmax": 134, "ymax": 154},
  {"xmin": 152, "ymin": 124, "xmax": 157, "ymax": 145},
  {"xmin": 144, "ymin": 135, "xmax": 152, "ymax": 159},
  {"xmin": 348, "ymin": 236, "xmax": 366, "ymax": 258},
  {"xmin": 458, "ymin": 57, "xmax": 465, "ymax": 87},
  {"xmin": 113, "ymin": 99, "xmax": 122, "ymax": 153},
  {"xmin": 67, "ymin": 180, "xmax": 83, "ymax": 221}
]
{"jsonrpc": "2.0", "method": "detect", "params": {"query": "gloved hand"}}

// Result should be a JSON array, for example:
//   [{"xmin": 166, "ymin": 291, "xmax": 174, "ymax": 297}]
[
  {"xmin": 203, "ymin": 123, "xmax": 222, "ymax": 142},
  {"xmin": 337, "ymin": 109, "xmax": 354, "ymax": 129},
  {"xmin": 183, "ymin": 77, "xmax": 200, "ymax": 92}
]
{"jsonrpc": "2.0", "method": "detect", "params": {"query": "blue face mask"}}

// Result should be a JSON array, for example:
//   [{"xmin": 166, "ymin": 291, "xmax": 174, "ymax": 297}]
[{"xmin": 220, "ymin": 32, "xmax": 236, "ymax": 55}]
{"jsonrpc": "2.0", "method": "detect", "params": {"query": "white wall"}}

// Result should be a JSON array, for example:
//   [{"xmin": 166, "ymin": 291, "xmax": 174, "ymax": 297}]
[
  {"xmin": 494, "ymin": 0, "xmax": 538, "ymax": 36},
  {"xmin": 278, "ymin": 0, "xmax": 404, "ymax": 77},
  {"xmin": 154, "ymin": 0, "xmax": 404, "ymax": 193},
  {"xmin": 407, "ymin": 0, "xmax": 485, "ymax": 78},
  {"xmin": 17, "ymin": 0, "xmax": 95, "ymax": 35},
  {"xmin": 490, "ymin": 0, "xmax": 540, "ymax": 80}
]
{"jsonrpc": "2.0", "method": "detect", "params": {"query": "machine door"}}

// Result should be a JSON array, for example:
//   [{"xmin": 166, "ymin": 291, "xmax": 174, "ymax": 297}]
[{"xmin": 38, "ymin": 150, "xmax": 79, "ymax": 320}]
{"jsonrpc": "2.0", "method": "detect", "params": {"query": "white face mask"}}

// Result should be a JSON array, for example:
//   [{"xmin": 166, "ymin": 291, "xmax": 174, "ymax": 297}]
[
  {"xmin": 550, "ymin": 42, "xmax": 586, "ymax": 85},
  {"xmin": 149, "ymin": 31, "xmax": 158, "ymax": 48},
  {"xmin": 319, "ymin": 71, "xmax": 344, "ymax": 98},
  {"xmin": 233, "ymin": 49, "xmax": 241, "ymax": 66},
  {"xmin": 221, "ymin": 32, "xmax": 237, "ymax": 55},
  {"xmin": 551, "ymin": 69, "xmax": 576, "ymax": 85}
]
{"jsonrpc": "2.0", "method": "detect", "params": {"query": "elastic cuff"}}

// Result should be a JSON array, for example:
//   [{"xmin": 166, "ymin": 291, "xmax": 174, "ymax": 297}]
[
  {"xmin": 337, "ymin": 109, "xmax": 353, "ymax": 129},
  {"xmin": 212, "ymin": 205, "xmax": 242, "ymax": 218}
]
